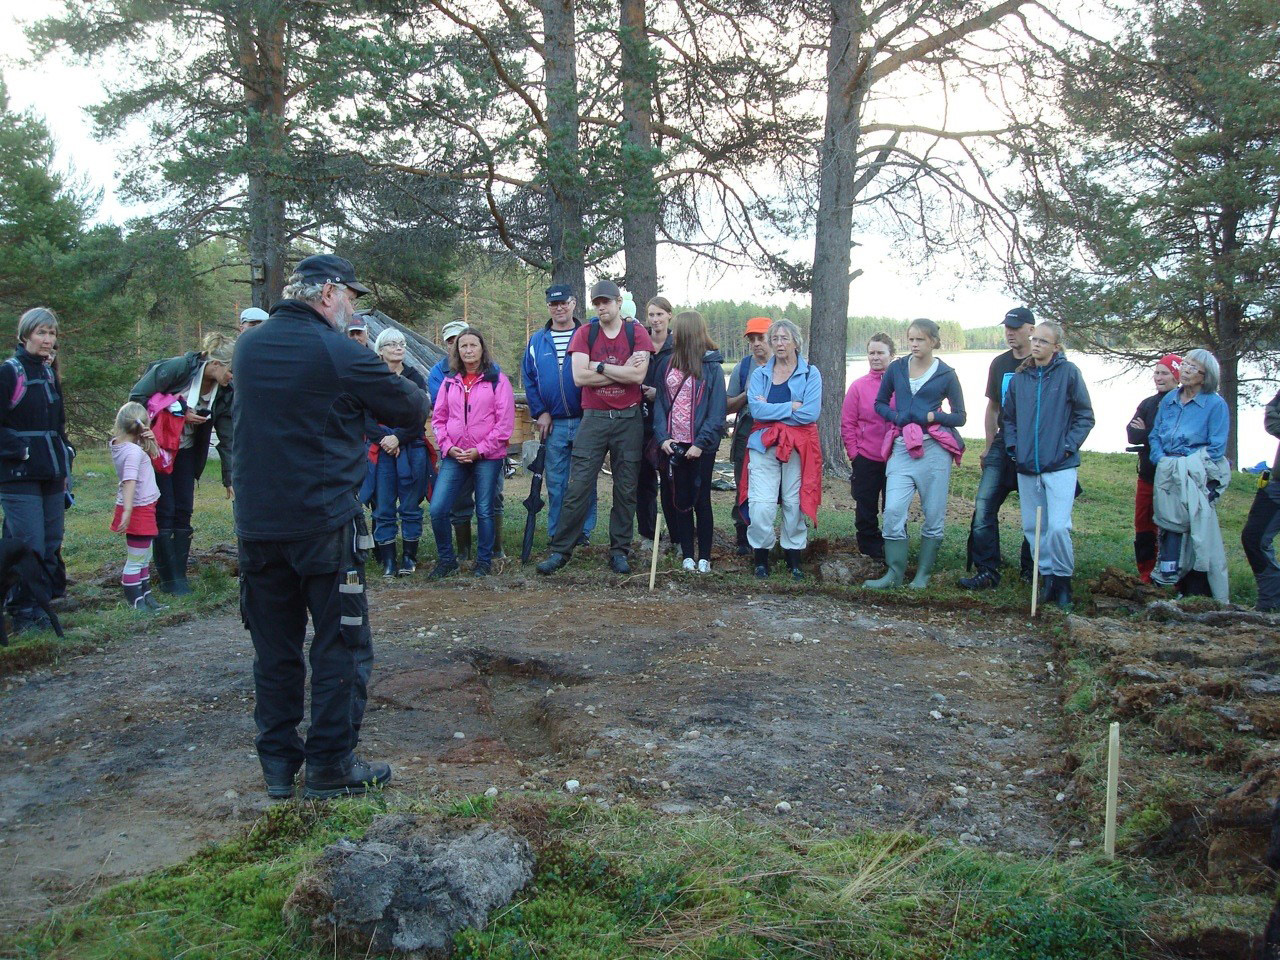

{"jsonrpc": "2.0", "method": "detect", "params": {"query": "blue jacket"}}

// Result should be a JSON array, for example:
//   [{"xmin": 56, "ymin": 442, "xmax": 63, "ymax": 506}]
[
  {"xmin": 874, "ymin": 356, "xmax": 966, "ymax": 433},
  {"xmin": 746, "ymin": 355, "xmax": 822, "ymax": 453},
  {"xmin": 652, "ymin": 350, "xmax": 727, "ymax": 452},
  {"xmin": 1003, "ymin": 352, "xmax": 1094, "ymax": 475},
  {"xmin": 521, "ymin": 320, "xmax": 583, "ymax": 419},
  {"xmin": 1149, "ymin": 387, "xmax": 1229, "ymax": 464}
]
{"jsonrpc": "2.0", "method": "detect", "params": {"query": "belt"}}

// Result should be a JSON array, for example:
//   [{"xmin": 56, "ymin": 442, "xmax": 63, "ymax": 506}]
[{"xmin": 583, "ymin": 406, "xmax": 640, "ymax": 420}]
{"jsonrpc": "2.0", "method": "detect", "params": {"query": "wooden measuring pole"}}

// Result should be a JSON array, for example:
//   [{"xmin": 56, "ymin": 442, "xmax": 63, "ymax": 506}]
[
  {"xmin": 649, "ymin": 510, "xmax": 664, "ymax": 591},
  {"xmin": 1031, "ymin": 506, "xmax": 1043, "ymax": 617},
  {"xmin": 1104, "ymin": 721, "xmax": 1120, "ymax": 858}
]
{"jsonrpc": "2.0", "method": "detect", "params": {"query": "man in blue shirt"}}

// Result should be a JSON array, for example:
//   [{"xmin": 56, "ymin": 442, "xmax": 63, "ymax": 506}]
[{"xmin": 521, "ymin": 283, "xmax": 596, "ymax": 543}]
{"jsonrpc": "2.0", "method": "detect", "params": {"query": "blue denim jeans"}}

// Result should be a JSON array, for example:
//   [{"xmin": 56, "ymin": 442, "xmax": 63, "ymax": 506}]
[
  {"xmin": 545, "ymin": 416, "xmax": 595, "ymax": 541},
  {"xmin": 372, "ymin": 445, "xmax": 426, "ymax": 543},
  {"xmin": 431, "ymin": 456, "xmax": 502, "ymax": 566},
  {"xmin": 967, "ymin": 448, "xmax": 1031, "ymax": 576}
]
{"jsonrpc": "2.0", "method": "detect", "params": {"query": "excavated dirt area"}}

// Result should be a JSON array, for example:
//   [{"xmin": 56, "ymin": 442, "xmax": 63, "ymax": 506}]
[{"xmin": 0, "ymin": 570, "xmax": 1075, "ymax": 931}]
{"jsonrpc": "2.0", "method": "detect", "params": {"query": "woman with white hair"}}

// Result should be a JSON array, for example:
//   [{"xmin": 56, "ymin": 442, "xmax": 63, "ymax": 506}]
[
  {"xmin": 0, "ymin": 307, "xmax": 72, "ymax": 634},
  {"xmin": 1149, "ymin": 347, "xmax": 1231, "ymax": 598},
  {"xmin": 368, "ymin": 327, "xmax": 430, "ymax": 577},
  {"xmin": 741, "ymin": 318, "xmax": 823, "ymax": 579}
]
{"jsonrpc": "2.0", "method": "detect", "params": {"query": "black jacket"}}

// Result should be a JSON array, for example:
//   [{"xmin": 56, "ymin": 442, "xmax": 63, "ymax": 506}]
[
  {"xmin": 652, "ymin": 350, "xmax": 728, "ymax": 453},
  {"xmin": 365, "ymin": 365, "xmax": 429, "ymax": 448},
  {"xmin": 642, "ymin": 333, "xmax": 674, "ymax": 432},
  {"xmin": 130, "ymin": 351, "xmax": 234, "ymax": 487},
  {"xmin": 232, "ymin": 299, "xmax": 432, "ymax": 541},
  {"xmin": 1127, "ymin": 392, "xmax": 1164, "ymax": 483},
  {"xmin": 0, "ymin": 349, "xmax": 70, "ymax": 483}
]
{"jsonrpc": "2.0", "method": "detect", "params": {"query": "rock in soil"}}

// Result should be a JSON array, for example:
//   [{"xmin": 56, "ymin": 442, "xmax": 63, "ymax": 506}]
[{"xmin": 284, "ymin": 815, "xmax": 533, "ymax": 957}]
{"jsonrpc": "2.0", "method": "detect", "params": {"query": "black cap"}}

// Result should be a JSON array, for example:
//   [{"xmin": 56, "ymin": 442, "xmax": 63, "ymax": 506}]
[
  {"xmin": 295, "ymin": 254, "xmax": 371, "ymax": 296},
  {"xmin": 589, "ymin": 279, "xmax": 622, "ymax": 302},
  {"xmin": 545, "ymin": 283, "xmax": 574, "ymax": 304},
  {"xmin": 1003, "ymin": 306, "xmax": 1034, "ymax": 328}
]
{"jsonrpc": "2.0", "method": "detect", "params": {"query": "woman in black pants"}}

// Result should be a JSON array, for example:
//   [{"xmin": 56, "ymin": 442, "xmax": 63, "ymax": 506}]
[
  {"xmin": 0, "ymin": 307, "xmax": 72, "ymax": 634},
  {"xmin": 653, "ymin": 310, "xmax": 727, "ymax": 572},
  {"xmin": 129, "ymin": 332, "xmax": 235, "ymax": 594}
]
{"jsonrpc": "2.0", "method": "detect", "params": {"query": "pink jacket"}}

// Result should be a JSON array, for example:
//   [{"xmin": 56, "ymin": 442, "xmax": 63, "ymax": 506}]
[
  {"xmin": 431, "ymin": 366, "xmax": 515, "ymax": 460},
  {"xmin": 881, "ymin": 422, "xmax": 965, "ymax": 465},
  {"xmin": 841, "ymin": 370, "xmax": 892, "ymax": 462}
]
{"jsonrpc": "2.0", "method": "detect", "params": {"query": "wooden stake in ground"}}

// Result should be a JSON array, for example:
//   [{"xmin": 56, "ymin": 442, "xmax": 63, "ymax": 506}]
[
  {"xmin": 1104, "ymin": 721, "xmax": 1120, "ymax": 858},
  {"xmin": 1030, "ymin": 505, "xmax": 1043, "ymax": 617},
  {"xmin": 649, "ymin": 509, "xmax": 664, "ymax": 592}
]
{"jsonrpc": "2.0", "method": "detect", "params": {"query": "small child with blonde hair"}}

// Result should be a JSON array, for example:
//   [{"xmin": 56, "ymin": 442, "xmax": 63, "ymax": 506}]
[{"xmin": 109, "ymin": 402, "xmax": 166, "ymax": 611}]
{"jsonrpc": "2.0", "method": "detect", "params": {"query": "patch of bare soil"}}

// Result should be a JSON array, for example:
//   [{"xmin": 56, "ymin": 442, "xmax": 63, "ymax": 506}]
[{"xmin": 0, "ymin": 574, "xmax": 1073, "ymax": 932}]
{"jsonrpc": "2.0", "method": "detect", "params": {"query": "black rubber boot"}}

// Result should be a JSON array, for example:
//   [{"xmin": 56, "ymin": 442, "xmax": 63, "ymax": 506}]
[
  {"xmin": 122, "ymin": 582, "xmax": 147, "ymax": 610},
  {"xmin": 785, "ymin": 548, "xmax": 804, "ymax": 580},
  {"xmin": 491, "ymin": 511, "xmax": 505, "ymax": 560},
  {"xmin": 397, "ymin": 540, "xmax": 418, "ymax": 576},
  {"xmin": 140, "ymin": 576, "xmax": 168, "ymax": 611},
  {"xmin": 376, "ymin": 541, "xmax": 397, "ymax": 579},
  {"xmin": 735, "ymin": 525, "xmax": 750, "ymax": 556},
  {"xmin": 753, "ymin": 548, "xmax": 770, "ymax": 578},
  {"xmin": 152, "ymin": 529, "xmax": 178, "ymax": 594},
  {"xmin": 170, "ymin": 528, "xmax": 194, "ymax": 595},
  {"xmin": 453, "ymin": 521, "xmax": 473, "ymax": 562},
  {"xmin": 1054, "ymin": 575, "xmax": 1073, "ymax": 611}
]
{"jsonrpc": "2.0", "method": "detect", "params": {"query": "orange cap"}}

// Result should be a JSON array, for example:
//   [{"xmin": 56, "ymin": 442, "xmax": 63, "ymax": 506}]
[{"xmin": 744, "ymin": 316, "xmax": 772, "ymax": 337}]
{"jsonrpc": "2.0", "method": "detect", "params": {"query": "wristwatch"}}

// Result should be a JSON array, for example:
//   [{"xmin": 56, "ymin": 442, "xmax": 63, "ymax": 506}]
[{"xmin": 596, "ymin": 362, "xmax": 606, "ymax": 375}]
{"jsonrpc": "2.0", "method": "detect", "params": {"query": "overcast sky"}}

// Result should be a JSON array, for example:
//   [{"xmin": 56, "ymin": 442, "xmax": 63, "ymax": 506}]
[{"xmin": 1, "ymin": 4, "xmax": 1014, "ymax": 327}]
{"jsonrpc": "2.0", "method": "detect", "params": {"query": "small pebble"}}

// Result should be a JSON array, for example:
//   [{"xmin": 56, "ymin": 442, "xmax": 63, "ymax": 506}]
[
  {"xmin": 682, "ymin": 729, "xmax": 700, "ymax": 741},
  {"xmin": 1056, "ymin": 792, "xmax": 1066, "ymax": 802},
  {"xmin": 929, "ymin": 710, "xmax": 944, "ymax": 721},
  {"xmin": 1068, "ymin": 838, "xmax": 1084, "ymax": 849},
  {"xmin": 775, "ymin": 800, "xmax": 792, "ymax": 814},
  {"xmin": 453, "ymin": 732, "xmax": 465, "ymax": 739},
  {"xmin": 952, "ymin": 784, "xmax": 968, "ymax": 796},
  {"xmin": 484, "ymin": 787, "xmax": 499, "ymax": 798},
  {"xmin": 790, "ymin": 632, "xmax": 803, "ymax": 643},
  {"xmin": 564, "ymin": 779, "xmax": 580, "ymax": 793}
]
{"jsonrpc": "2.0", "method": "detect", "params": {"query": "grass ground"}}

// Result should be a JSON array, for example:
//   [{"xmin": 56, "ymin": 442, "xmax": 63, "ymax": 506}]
[{"xmin": 9, "ymin": 795, "xmax": 1153, "ymax": 960}]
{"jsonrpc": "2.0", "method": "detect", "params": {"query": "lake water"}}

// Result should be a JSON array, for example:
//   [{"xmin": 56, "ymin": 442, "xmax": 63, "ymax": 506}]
[{"xmin": 842, "ymin": 351, "xmax": 1277, "ymax": 469}]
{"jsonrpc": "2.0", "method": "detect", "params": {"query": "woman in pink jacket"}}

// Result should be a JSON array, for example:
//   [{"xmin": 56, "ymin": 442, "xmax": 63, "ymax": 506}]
[
  {"xmin": 840, "ymin": 333, "xmax": 895, "ymax": 560},
  {"xmin": 429, "ymin": 327, "xmax": 514, "ymax": 578}
]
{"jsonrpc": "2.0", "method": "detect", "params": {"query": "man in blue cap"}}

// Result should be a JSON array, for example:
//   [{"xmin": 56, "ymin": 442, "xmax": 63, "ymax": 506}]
[
  {"xmin": 521, "ymin": 283, "xmax": 596, "ymax": 544},
  {"xmin": 233, "ymin": 253, "xmax": 430, "ymax": 800},
  {"xmin": 959, "ymin": 305, "xmax": 1035, "ymax": 590}
]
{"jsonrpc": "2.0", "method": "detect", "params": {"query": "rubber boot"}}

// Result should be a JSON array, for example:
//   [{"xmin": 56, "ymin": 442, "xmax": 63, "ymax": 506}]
[
  {"xmin": 785, "ymin": 548, "xmax": 804, "ymax": 580},
  {"xmin": 735, "ymin": 525, "xmax": 750, "ymax": 556},
  {"xmin": 864, "ymin": 538, "xmax": 908, "ymax": 589},
  {"xmin": 491, "ymin": 510, "xmax": 505, "ymax": 560},
  {"xmin": 152, "ymin": 530, "xmax": 178, "ymax": 594},
  {"xmin": 139, "ymin": 576, "xmax": 168, "ymax": 611},
  {"xmin": 169, "ymin": 528, "xmax": 193, "ymax": 595},
  {"xmin": 397, "ymin": 540, "xmax": 418, "ymax": 576},
  {"xmin": 1054, "ymin": 575, "xmax": 1073, "ymax": 611},
  {"xmin": 453, "ymin": 521, "xmax": 473, "ymax": 562},
  {"xmin": 121, "ymin": 582, "xmax": 147, "ymax": 610},
  {"xmin": 376, "ymin": 541, "xmax": 397, "ymax": 579},
  {"xmin": 908, "ymin": 537, "xmax": 942, "ymax": 590},
  {"xmin": 753, "ymin": 548, "xmax": 770, "ymax": 578}
]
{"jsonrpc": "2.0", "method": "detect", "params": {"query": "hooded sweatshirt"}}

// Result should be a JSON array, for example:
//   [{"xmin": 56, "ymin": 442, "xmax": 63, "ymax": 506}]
[
  {"xmin": 1002, "ymin": 351, "xmax": 1095, "ymax": 475},
  {"xmin": 652, "ymin": 349, "xmax": 728, "ymax": 453},
  {"xmin": 841, "ymin": 368, "xmax": 891, "ymax": 462}
]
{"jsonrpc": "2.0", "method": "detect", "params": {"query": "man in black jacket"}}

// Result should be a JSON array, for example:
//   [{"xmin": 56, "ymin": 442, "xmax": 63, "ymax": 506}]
[{"xmin": 233, "ymin": 254, "xmax": 431, "ymax": 800}]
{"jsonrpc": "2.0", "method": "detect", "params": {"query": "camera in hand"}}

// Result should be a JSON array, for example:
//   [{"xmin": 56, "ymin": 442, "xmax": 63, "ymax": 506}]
[
  {"xmin": 195, "ymin": 407, "xmax": 212, "ymax": 417},
  {"xmin": 667, "ymin": 442, "xmax": 690, "ymax": 459}
]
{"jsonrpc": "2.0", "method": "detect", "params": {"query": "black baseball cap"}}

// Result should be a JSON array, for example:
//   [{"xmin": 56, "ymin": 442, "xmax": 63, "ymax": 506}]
[
  {"xmin": 295, "ymin": 254, "xmax": 371, "ymax": 296},
  {"xmin": 1003, "ymin": 306, "xmax": 1034, "ymax": 328},
  {"xmin": 589, "ymin": 279, "xmax": 622, "ymax": 302},
  {"xmin": 545, "ymin": 283, "xmax": 574, "ymax": 304}
]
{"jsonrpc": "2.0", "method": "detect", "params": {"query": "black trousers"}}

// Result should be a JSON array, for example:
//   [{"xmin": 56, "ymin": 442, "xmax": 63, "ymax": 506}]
[
  {"xmin": 849, "ymin": 455, "xmax": 887, "ymax": 559},
  {"xmin": 239, "ymin": 517, "xmax": 373, "ymax": 776},
  {"xmin": 156, "ymin": 445, "xmax": 199, "ymax": 531},
  {"xmin": 661, "ymin": 450, "xmax": 717, "ymax": 560},
  {"xmin": 636, "ymin": 447, "xmax": 674, "ymax": 541}
]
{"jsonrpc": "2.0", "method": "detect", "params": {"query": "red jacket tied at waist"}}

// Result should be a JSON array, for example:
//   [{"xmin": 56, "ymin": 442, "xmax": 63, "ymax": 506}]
[{"xmin": 738, "ymin": 420, "xmax": 823, "ymax": 528}]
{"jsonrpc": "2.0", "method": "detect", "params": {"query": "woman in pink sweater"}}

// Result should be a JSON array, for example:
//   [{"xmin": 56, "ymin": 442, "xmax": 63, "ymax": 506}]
[
  {"xmin": 840, "ymin": 333, "xmax": 895, "ymax": 560},
  {"xmin": 428, "ymin": 328, "xmax": 514, "ymax": 578}
]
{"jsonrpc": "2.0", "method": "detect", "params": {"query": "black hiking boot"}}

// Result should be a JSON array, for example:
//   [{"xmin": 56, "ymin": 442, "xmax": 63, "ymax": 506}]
[
  {"xmin": 753, "ymin": 548, "xmax": 770, "ymax": 578},
  {"xmin": 302, "ymin": 757, "xmax": 392, "ymax": 800}
]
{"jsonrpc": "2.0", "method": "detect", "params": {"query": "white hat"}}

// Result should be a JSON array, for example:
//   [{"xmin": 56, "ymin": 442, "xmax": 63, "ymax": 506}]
[
  {"xmin": 441, "ymin": 320, "xmax": 468, "ymax": 342},
  {"xmin": 239, "ymin": 307, "xmax": 269, "ymax": 325}
]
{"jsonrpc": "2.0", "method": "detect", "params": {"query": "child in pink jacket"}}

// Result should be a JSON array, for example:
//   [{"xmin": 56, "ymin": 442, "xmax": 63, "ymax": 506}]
[
  {"xmin": 840, "ymin": 333, "xmax": 895, "ymax": 559},
  {"xmin": 428, "ymin": 327, "xmax": 514, "ymax": 578}
]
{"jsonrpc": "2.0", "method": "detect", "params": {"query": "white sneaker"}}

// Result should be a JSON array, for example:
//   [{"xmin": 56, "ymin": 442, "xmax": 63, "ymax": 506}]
[
  {"xmin": 682, "ymin": 557, "xmax": 696, "ymax": 572},
  {"xmin": 697, "ymin": 559, "xmax": 711, "ymax": 574}
]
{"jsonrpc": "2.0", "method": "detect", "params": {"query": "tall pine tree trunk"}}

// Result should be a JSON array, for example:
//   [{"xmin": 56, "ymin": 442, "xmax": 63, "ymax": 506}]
[
  {"xmin": 808, "ymin": 0, "xmax": 865, "ymax": 473},
  {"xmin": 619, "ymin": 0, "xmax": 659, "ymax": 310},
  {"xmin": 237, "ymin": 15, "xmax": 288, "ymax": 307},
  {"xmin": 542, "ymin": 0, "xmax": 587, "ymax": 301}
]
